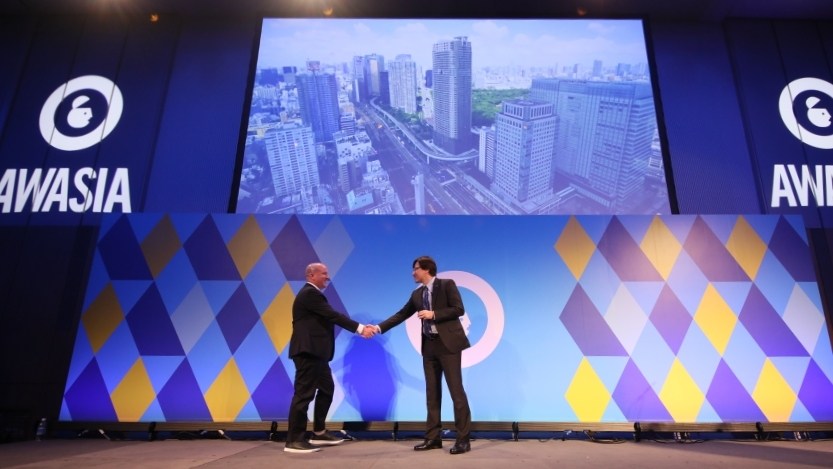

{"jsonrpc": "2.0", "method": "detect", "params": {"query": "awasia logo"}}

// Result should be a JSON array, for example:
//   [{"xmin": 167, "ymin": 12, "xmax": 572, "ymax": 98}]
[
  {"xmin": 39, "ymin": 75, "xmax": 124, "ymax": 151},
  {"xmin": 779, "ymin": 77, "xmax": 833, "ymax": 149}
]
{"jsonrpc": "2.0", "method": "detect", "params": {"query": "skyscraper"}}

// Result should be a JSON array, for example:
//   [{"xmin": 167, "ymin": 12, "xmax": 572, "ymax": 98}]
[
  {"xmin": 264, "ymin": 122, "xmax": 319, "ymax": 201},
  {"xmin": 432, "ymin": 36, "xmax": 472, "ymax": 155},
  {"xmin": 379, "ymin": 71, "xmax": 390, "ymax": 107},
  {"xmin": 296, "ymin": 61, "xmax": 340, "ymax": 143},
  {"xmin": 530, "ymin": 78, "xmax": 657, "ymax": 211},
  {"xmin": 352, "ymin": 55, "xmax": 367, "ymax": 103},
  {"xmin": 492, "ymin": 99, "xmax": 556, "ymax": 204},
  {"xmin": 364, "ymin": 53, "xmax": 385, "ymax": 97},
  {"xmin": 389, "ymin": 54, "xmax": 418, "ymax": 114},
  {"xmin": 478, "ymin": 125, "xmax": 496, "ymax": 179}
]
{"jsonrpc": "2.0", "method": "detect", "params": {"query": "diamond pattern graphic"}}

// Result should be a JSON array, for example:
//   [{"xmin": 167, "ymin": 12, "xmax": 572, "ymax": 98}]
[
  {"xmin": 612, "ymin": 359, "xmax": 672, "ymax": 421},
  {"xmin": 556, "ymin": 217, "xmax": 596, "ymax": 280},
  {"xmin": 111, "ymin": 358, "xmax": 155, "ymax": 421},
  {"xmin": 141, "ymin": 214, "xmax": 182, "ymax": 278},
  {"xmin": 565, "ymin": 358, "xmax": 611, "ymax": 421},
  {"xmin": 126, "ymin": 285, "xmax": 184, "ymax": 356},
  {"xmin": 560, "ymin": 285, "xmax": 628, "ymax": 356},
  {"xmin": 706, "ymin": 360, "xmax": 766, "ymax": 422},
  {"xmin": 184, "ymin": 217, "xmax": 241, "ymax": 281},
  {"xmin": 61, "ymin": 214, "xmax": 833, "ymax": 424},
  {"xmin": 660, "ymin": 358, "xmax": 705, "ymax": 422},
  {"xmin": 725, "ymin": 216, "xmax": 767, "ymax": 280},
  {"xmin": 216, "ymin": 284, "xmax": 261, "ymax": 354},
  {"xmin": 205, "ymin": 358, "xmax": 250, "ymax": 421},
  {"xmin": 649, "ymin": 285, "xmax": 692, "ymax": 354},
  {"xmin": 640, "ymin": 217, "xmax": 682, "ymax": 280},
  {"xmin": 272, "ymin": 215, "xmax": 319, "ymax": 281},
  {"xmin": 261, "ymin": 282, "xmax": 295, "ymax": 355},
  {"xmin": 769, "ymin": 217, "xmax": 816, "ymax": 281},
  {"xmin": 753, "ymin": 359, "xmax": 797, "ymax": 422},
  {"xmin": 739, "ymin": 285, "xmax": 806, "ymax": 356},
  {"xmin": 82, "ymin": 283, "xmax": 125, "ymax": 354},
  {"xmin": 597, "ymin": 217, "xmax": 663, "ymax": 281},
  {"xmin": 228, "ymin": 215, "xmax": 269, "ymax": 279},
  {"xmin": 693, "ymin": 284, "xmax": 737, "ymax": 356},
  {"xmin": 684, "ymin": 217, "xmax": 749, "ymax": 281}
]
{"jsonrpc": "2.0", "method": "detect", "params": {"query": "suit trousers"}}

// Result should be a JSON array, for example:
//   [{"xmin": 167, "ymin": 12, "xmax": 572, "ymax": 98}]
[
  {"xmin": 287, "ymin": 355, "xmax": 334, "ymax": 442},
  {"xmin": 422, "ymin": 335, "xmax": 471, "ymax": 442}
]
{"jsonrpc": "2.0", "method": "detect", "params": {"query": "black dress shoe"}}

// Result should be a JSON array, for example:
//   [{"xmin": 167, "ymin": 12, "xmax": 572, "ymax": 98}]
[
  {"xmin": 413, "ymin": 439, "xmax": 443, "ymax": 451},
  {"xmin": 449, "ymin": 441, "xmax": 471, "ymax": 454},
  {"xmin": 284, "ymin": 441, "xmax": 321, "ymax": 453}
]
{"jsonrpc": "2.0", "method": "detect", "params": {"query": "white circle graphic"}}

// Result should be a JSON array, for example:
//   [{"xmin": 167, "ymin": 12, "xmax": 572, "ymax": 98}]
[
  {"xmin": 405, "ymin": 270, "xmax": 505, "ymax": 368},
  {"xmin": 778, "ymin": 77, "xmax": 833, "ymax": 149},
  {"xmin": 39, "ymin": 75, "xmax": 124, "ymax": 151}
]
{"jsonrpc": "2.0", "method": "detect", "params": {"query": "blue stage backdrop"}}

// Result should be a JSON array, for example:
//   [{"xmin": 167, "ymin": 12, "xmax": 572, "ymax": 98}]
[{"xmin": 61, "ymin": 213, "xmax": 833, "ymax": 423}]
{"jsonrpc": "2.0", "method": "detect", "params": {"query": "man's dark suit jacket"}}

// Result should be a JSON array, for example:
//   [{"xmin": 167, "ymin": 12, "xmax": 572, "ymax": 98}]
[
  {"xmin": 288, "ymin": 283, "xmax": 359, "ymax": 361},
  {"xmin": 378, "ymin": 277, "xmax": 471, "ymax": 353}
]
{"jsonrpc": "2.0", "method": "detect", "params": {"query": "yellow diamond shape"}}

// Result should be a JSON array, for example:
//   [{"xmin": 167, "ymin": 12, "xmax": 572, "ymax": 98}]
[
  {"xmin": 564, "ymin": 358, "xmax": 611, "ymax": 421},
  {"xmin": 141, "ymin": 214, "xmax": 182, "ymax": 278},
  {"xmin": 555, "ymin": 217, "xmax": 596, "ymax": 280},
  {"xmin": 82, "ymin": 283, "xmax": 125, "ymax": 354},
  {"xmin": 111, "ymin": 358, "xmax": 156, "ymax": 421},
  {"xmin": 262, "ymin": 282, "xmax": 295, "ymax": 354},
  {"xmin": 205, "ymin": 357, "xmax": 250, "ymax": 422},
  {"xmin": 753, "ymin": 359, "xmax": 797, "ymax": 422},
  {"xmin": 639, "ymin": 216, "xmax": 682, "ymax": 281},
  {"xmin": 227, "ymin": 215, "xmax": 269, "ymax": 279},
  {"xmin": 659, "ymin": 358, "xmax": 704, "ymax": 422},
  {"xmin": 693, "ymin": 283, "xmax": 737, "ymax": 355},
  {"xmin": 726, "ymin": 216, "xmax": 767, "ymax": 280}
]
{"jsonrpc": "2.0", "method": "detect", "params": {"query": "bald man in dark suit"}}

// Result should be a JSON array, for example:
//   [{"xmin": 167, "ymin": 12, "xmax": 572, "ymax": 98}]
[{"xmin": 285, "ymin": 262, "xmax": 376, "ymax": 454}]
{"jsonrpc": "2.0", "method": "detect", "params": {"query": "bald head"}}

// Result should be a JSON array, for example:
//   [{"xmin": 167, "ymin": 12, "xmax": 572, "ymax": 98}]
[{"xmin": 305, "ymin": 263, "xmax": 330, "ymax": 289}]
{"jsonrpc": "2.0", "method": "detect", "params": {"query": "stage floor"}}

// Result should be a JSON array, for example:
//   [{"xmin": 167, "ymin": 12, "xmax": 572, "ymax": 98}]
[{"xmin": 2, "ymin": 436, "xmax": 833, "ymax": 468}]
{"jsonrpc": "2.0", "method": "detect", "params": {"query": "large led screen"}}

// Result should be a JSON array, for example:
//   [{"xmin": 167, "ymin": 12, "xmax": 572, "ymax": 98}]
[{"xmin": 236, "ymin": 19, "xmax": 671, "ymax": 215}]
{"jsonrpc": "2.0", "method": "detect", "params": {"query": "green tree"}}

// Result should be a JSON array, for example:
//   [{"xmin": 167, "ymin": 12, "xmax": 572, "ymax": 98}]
[{"xmin": 471, "ymin": 88, "xmax": 529, "ymax": 127}]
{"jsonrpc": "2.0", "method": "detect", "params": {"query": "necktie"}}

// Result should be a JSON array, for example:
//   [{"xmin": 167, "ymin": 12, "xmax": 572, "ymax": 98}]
[{"xmin": 422, "ymin": 287, "xmax": 435, "ymax": 336}]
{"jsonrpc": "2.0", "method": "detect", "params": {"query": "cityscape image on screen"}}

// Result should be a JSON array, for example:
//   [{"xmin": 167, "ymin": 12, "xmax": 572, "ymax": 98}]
[{"xmin": 236, "ymin": 19, "xmax": 671, "ymax": 215}]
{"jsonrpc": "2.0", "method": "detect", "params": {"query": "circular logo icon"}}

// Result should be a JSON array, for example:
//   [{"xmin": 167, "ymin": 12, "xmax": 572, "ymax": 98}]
[
  {"xmin": 39, "ymin": 75, "xmax": 123, "ymax": 151},
  {"xmin": 404, "ymin": 270, "xmax": 505, "ymax": 368},
  {"xmin": 779, "ymin": 77, "xmax": 833, "ymax": 149}
]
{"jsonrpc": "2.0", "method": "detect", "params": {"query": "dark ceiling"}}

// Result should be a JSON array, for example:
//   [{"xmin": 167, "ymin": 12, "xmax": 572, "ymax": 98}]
[{"xmin": 2, "ymin": 0, "xmax": 833, "ymax": 21}]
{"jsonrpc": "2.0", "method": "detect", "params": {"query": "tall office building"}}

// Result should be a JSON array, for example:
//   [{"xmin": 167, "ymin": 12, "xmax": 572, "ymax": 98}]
[
  {"xmin": 282, "ymin": 66, "xmax": 298, "ymax": 85},
  {"xmin": 364, "ymin": 53, "xmax": 385, "ymax": 97},
  {"xmin": 530, "ymin": 78, "xmax": 656, "ymax": 211},
  {"xmin": 379, "ymin": 71, "xmax": 390, "ymax": 106},
  {"xmin": 492, "ymin": 99, "xmax": 557, "ymax": 204},
  {"xmin": 296, "ymin": 61, "xmax": 340, "ymax": 143},
  {"xmin": 432, "ymin": 36, "xmax": 472, "ymax": 155},
  {"xmin": 264, "ymin": 122, "xmax": 319, "ymax": 200},
  {"xmin": 592, "ymin": 60, "xmax": 603, "ymax": 78},
  {"xmin": 478, "ymin": 125, "xmax": 496, "ymax": 179},
  {"xmin": 352, "ymin": 55, "xmax": 367, "ymax": 103},
  {"xmin": 259, "ymin": 68, "xmax": 280, "ymax": 86},
  {"xmin": 389, "ymin": 54, "xmax": 418, "ymax": 114}
]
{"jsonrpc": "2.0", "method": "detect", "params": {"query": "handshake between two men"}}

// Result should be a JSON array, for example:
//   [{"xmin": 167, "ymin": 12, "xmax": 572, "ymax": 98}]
[
  {"xmin": 359, "ymin": 308, "xmax": 436, "ymax": 338},
  {"xmin": 286, "ymin": 258, "xmax": 472, "ymax": 455}
]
